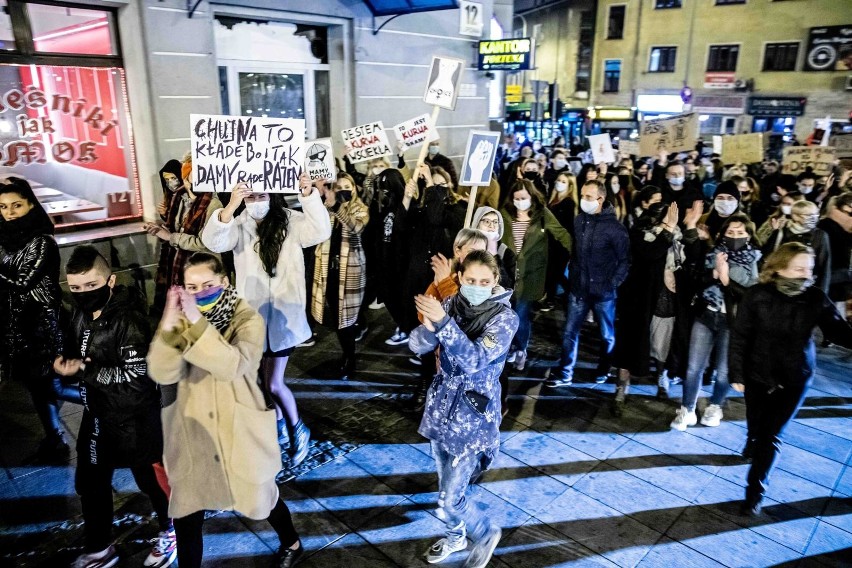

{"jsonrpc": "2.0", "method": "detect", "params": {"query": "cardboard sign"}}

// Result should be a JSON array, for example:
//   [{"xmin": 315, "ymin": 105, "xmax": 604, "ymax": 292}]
[
  {"xmin": 782, "ymin": 146, "xmax": 836, "ymax": 177},
  {"xmin": 305, "ymin": 138, "xmax": 336, "ymax": 183},
  {"xmin": 190, "ymin": 114, "xmax": 305, "ymax": 193},
  {"xmin": 460, "ymin": 130, "xmax": 500, "ymax": 187},
  {"xmin": 340, "ymin": 121, "xmax": 393, "ymax": 164},
  {"xmin": 829, "ymin": 133, "xmax": 852, "ymax": 156},
  {"xmin": 638, "ymin": 112, "xmax": 699, "ymax": 157},
  {"xmin": 393, "ymin": 114, "xmax": 439, "ymax": 151},
  {"xmin": 589, "ymin": 133, "xmax": 615, "ymax": 164},
  {"xmin": 618, "ymin": 139, "xmax": 640, "ymax": 156},
  {"xmin": 459, "ymin": 0, "xmax": 484, "ymax": 37},
  {"xmin": 721, "ymin": 133, "xmax": 765, "ymax": 165},
  {"xmin": 423, "ymin": 56, "xmax": 465, "ymax": 110}
]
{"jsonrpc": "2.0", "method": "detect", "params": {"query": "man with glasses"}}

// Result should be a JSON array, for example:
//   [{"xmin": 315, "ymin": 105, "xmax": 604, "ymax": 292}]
[
  {"xmin": 818, "ymin": 193, "xmax": 852, "ymax": 317},
  {"xmin": 762, "ymin": 200, "xmax": 832, "ymax": 294}
]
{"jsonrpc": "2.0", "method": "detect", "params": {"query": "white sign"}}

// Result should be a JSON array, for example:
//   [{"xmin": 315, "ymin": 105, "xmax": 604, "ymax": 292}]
[
  {"xmin": 712, "ymin": 135, "xmax": 723, "ymax": 155},
  {"xmin": 460, "ymin": 130, "xmax": 500, "ymax": 187},
  {"xmin": 589, "ymin": 133, "xmax": 615, "ymax": 165},
  {"xmin": 190, "ymin": 114, "xmax": 305, "ymax": 193},
  {"xmin": 305, "ymin": 138, "xmax": 336, "ymax": 183},
  {"xmin": 459, "ymin": 0, "xmax": 484, "ymax": 37},
  {"xmin": 393, "ymin": 114, "xmax": 439, "ymax": 151},
  {"xmin": 340, "ymin": 121, "xmax": 393, "ymax": 164},
  {"xmin": 423, "ymin": 56, "xmax": 465, "ymax": 111}
]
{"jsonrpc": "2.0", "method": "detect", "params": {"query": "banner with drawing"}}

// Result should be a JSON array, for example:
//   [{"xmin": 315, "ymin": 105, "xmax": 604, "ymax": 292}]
[
  {"xmin": 589, "ymin": 133, "xmax": 615, "ymax": 164},
  {"xmin": 423, "ymin": 56, "xmax": 465, "ymax": 111},
  {"xmin": 340, "ymin": 121, "xmax": 393, "ymax": 163},
  {"xmin": 782, "ymin": 146, "xmax": 836, "ymax": 177},
  {"xmin": 393, "ymin": 114, "xmax": 439, "ymax": 151},
  {"xmin": 460, "ymin": 130, "xmax": 500, "ymax": 187},
  {"xmin": 638, "ymin": 112, "xmax": 699, "ymax": 157},
  {"xmin": 190, "ymin": 114, "xmax": 305, "ymax": 193},
  {"xmin": 305, "ymin": 138, "xmax": 336, "ymax": 183}
]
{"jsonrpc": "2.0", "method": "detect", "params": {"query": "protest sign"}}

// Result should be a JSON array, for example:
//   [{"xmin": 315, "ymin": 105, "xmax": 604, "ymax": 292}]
[
  {"xmin": 423, "ymin": 56, "xmax": 465, "ymax": 110},
  {"xmin": 829, "ymin": 133, "xmax": 852, "ymax": 156},
  {"xmin": 190, "ymin": 114, "xmax": 305, "ymax": 193},
  {"xmin": 782, "ymin": 146, "xmax": 836, "ymax": 177},
  {"xmin": 712, "ymin": 135, "xmax": 723, "ymax": 155},
  {"xmin": 340, "ymin": 121, "xmax": 393, "ymax": 163},
  {"xmin": 393, "ymin": 114, "xmax": 439, "ymax": 151},
  {"xmin": 638, "ymin": 112, "xmax": 699, "ymax": 157},
  {"xmin": 460, "ymin": 130, "xmax": 500, "ymax": 187},
  {"xmin": 589, "ymin": 133, "xmax": 615, "ymax": 164},
  {"xmin": 305, "ymin": 138, "xmax": 336, "ymax": 183},
  {"xmin": 721, "ymin": 133, "xmax": 765, "ymax": 165},
  {"xmin": 618, "ymin": 139, "xmax": 640, "ymax": 156}
]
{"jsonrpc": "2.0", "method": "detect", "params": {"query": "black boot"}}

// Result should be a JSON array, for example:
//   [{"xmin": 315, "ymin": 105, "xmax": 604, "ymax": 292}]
[
  {"xmin": 740, "ymin": 487, "xmax": 763, "ymax": 517},
  {"xmin": 740, "ymin": 438, "xmax": 756, "ymax": 462},
  {"xmin": 337, "ymin": 357, "xmax": 355, "ymax": 381},
  {"xmin": 34, "ymin": 429, "xmax": 70, "ymax": 464}
]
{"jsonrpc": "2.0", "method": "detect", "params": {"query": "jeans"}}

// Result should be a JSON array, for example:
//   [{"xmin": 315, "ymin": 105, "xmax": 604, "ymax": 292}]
[
  {"xmin": 558, "ymin": 293, "xmax": 616, "ymax": 377},
  {"xmin": 512, "ymin": 298, "xmax": 533, "ymax": 352},
  {"xmin": 431, "ymin": 441, "xmax": 489, "ymax": 543},
  {"xmin": 682, "ymin": 311, "xmax": 730, "ymax": 412}
]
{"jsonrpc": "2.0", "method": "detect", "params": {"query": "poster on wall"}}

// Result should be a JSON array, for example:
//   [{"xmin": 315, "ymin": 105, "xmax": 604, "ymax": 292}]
[
  {"xmin": 638, "ymin": 112, "xmax": 699, "ymax": 157},
  {"xmin": 803, "ymin": 25, "xmax": 852, "ymax": 72},
  {"xmin": 721, "ymin": 133, "xmax": 765, "ymax": 165},
  {"xmin": 423, "ymin": 56, "xmax": 465, "ymax": 110},
  {"xmin": 460, "ymin": 130, "xmax": 500, "ymax": 187},
  {"xmin": 589, "ymin": 133, "xmax": 615, "ymax": 164},
  {"xmin": 340, "ymin": 121, "xmax": 393, "ymax": 163},
  {"xmin": 190, "ymin": 114, "xmax": 306, "ymax": 193},
  {"xmin": 305, "ymin": 138, "xmax": 336, "ymax": 183},
  {"xmin": 782, "ymin": 146, "xmax": 836, "ymax": 177},
  {"xmin": 393, "ymin": 114, "xmax": 439, "ymax": 151}
]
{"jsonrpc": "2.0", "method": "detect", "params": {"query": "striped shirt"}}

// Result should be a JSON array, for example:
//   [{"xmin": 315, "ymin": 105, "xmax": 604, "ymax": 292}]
[{"xmin": 511, "ymin": 219, "xmax": 530, "ymax": 254}]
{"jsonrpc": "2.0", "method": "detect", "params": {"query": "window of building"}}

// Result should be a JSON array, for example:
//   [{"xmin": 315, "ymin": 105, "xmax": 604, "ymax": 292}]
[
  {"xmin": 27, "ymin": 3, "xmax": 118, "ymax": 56},
  {"xmin": 649, "ymin": 46, "xmax": 677, "ymax": 72},
  {"xmin": 715, "ymin": 0, "xmax": 745, "ymax": 4},
  {"xmin": 707, "ymin": 44, "xmax": 739, "ymax": 72},
  {"xmin": 655, "ymin": 0, "xmax": 682, "ymax": 8},
  {"xmin": 603, "ymin": 59, "xmax": 621, "ymax": 92},
  {"xmin": 763, "ymin": 42, "xmax": 799, "ymax": 71},
  {"xmin": 607, "ymin": 5, "xmax": 625, "ymax": 40}
]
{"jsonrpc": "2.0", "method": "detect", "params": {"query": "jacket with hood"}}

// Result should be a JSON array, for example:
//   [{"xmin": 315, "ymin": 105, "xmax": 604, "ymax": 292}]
[
  {"xmin": 410, "ymin": 288, "xmax": 519, "ymax": 467},
  {"xmin": 569, "ymin": 203, "xmax": 631, "ymax": 300},
  {"xmin": 472, "ymin": 206, "xmax": 517, "ymax": 289},
  {"xmin": 158, "ymin": 159, "xmax": 183, "ymax": 221}
]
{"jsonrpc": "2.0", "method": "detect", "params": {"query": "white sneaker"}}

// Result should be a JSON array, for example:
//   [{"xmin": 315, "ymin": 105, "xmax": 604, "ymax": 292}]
[
  {"xmin": 384, "ymin": 328, "xmax": 409, "ymax": 346},
  {"xmin": 700, "ymin": 404, "xmax": 724, "ymax": 427},
  {"xmin": 463, "ymin": 525, "xmax": 502, "ymax": 568},
  {"xmin": 369, "ymin": 300, "xmax": 385, "ymax": 310},
  {"xmin": 72, "ymin": 545, "xmax": 119, "ymax": 568},
  {"xmin": 513, "ymin": 350, "xmax": 527, "ymax": 371},
  {"xmin": 144, "ymin": 529, "xmax": 177, "ymax": 567},
  {"xmin": 506, "ymin": 351, "xmax": 517, "ymax": 363},
  {"xmin": 670, "ymin": 406, "xmax": 697, "ymax": 431},
  {"xmin": 425, "ymin": 534, "xmax": 467, "ymax": 564}
]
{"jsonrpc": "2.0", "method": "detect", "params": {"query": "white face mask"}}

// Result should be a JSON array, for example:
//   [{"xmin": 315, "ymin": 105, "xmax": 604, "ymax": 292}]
[
  {"xmin": 372, "ymin": 166, "xmax": 383, "ymax": 176},
  {"xmin": 780, "ymin": 204, "xmax": 793, "ymax": 216},
  {"xmin": 580, "ymin": 198, "xmax": 599, "ymax": 214},
  {"xmin": 554, "ymin": 158, "xmax": 567, "ymax": 169},
  {"xmin": 246, "ymin": 200, "xmax": 270, "ymax": 219},
  {"xmin": 428, "ymin": 146, "xmax": 440, "ymax": 156},
  {"xmin": 714, "ymin": 199, "xmax": 738, "ymax": 216},
  {"xmin": 555, "ymin": 181, "xmax": 568, "ymax": 193},
  {"xmin": 514, "ymin": 198, "xmax": 532, "ymax": 211},
  {"xmin": 611, "ymin": 182, "xmax": 620, "ymax": 193},
  {"xmin": 798, "ymin": 184, "xmax": 813, "ymax": 195},
  {"xmin": 482, "ymin": 230, "xmax": 500, "ymax": 241}
]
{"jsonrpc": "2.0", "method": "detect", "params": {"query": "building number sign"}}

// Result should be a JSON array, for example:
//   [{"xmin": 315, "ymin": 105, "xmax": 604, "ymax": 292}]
[{"xmin": 459, "ymin": 0, "xmax": 484, "ymax": 38}]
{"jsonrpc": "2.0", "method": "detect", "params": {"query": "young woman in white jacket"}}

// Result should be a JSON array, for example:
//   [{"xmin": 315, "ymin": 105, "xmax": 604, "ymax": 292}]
[{"xmin": 202, "ymin": 175, "xmax": 331, "ymax": 465}]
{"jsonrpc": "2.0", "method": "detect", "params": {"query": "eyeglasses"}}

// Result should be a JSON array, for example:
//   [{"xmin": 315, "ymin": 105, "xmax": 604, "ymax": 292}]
[{"xmin": 479, "ymin": 218, "xmax": 499, "ymax": 227}]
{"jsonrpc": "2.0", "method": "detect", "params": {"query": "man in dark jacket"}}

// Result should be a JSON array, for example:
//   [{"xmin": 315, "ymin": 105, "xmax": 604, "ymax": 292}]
[
  {"xmin": 54, "ymin": 246, "xmax": 175, "ymax": 568},
  {"xmin": 652, "ymin": 155, "xmax": 705, "ymax": 223},
  {"xmin": 818, "ymin": 192, "xmax": 852, "ymax": 312},
  {"xmin": 548, "ymin": 180, "xmax": 631, "ymax": 386},
  {"xmin": 425, "ymin": 140, "xmax": 459, "ymax": 189}
]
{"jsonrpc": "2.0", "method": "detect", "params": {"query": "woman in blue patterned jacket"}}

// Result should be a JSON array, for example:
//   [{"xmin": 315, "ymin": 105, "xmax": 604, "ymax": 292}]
[{"xmin": 409, "ymin": 249, "xmax": 518, "ymax": 568}]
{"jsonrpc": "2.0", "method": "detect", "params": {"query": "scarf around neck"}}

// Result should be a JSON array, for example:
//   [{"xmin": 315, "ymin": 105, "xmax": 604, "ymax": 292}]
[
  {"xmin": 701, "ymin": 242, "xmax": 761, "ymax": 310},
  {"xmin": 0, "ymin": 208, "xmax": 54, "ymax": 251},
  {"xmin": 447, "ymin": 290, "xmax": 504, "ymax": 340},
  {"xmin": 201, "ymin": 285, "xmax": 239, "ymax": 333}
]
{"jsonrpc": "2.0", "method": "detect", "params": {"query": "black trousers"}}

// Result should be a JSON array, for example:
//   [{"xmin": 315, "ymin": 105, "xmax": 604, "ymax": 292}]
[
  {"xmin": 744, "ymin": 379, "xmax": 810, "ymax": 502},
  {"xmin": 337, "ymin": 325, "xmax": 358, "ymax": 360},
  {"xmin": 75, "ymin": 462, "xmax": 171, "ymax": 552},
  {"xmin": 173, "ymin": 499, "xmax": 298, "ymax": 568}
]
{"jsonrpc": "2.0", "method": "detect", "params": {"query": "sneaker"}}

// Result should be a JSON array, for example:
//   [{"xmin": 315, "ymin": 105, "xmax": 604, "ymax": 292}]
[
  {"xmin": 368, "ymin": 300, "xmax": 385, "ymax": 310},
  {"xmin": 513, "ymin": 350, "xmax": 527, "ymax": 371},
  {"xmin": 72, "ymin": 545, "xmax": 118, "ymax": 568},
  {"xmin": 670, "ymin": 406, "xmax": 697, "ymax": 431},
  {"xmin": 669, "ymin": 375, "xmax": 683, "ymax": 386},
  {"xmin": 700, "ymin": 404, "xmax": 724, "ymax": 427},
  {"xmin": 656, "ymin": 373, "xmax": 670, "ymax": 400},
  {"xmin": 273, "ymin": 542, "xmax": 304, "ymax": 568},
  {"xmin": 296, "ymin": 334, "xmax": 316, "ymax": 348},
  {"xmin": 545, "ymin": 370, "xmax": 573, "ymax": 388},
  {"xmin": 408, "ymin": 355, "xmax": 422, "ymax": 366},
  {"xmin": 355, "ymin": 326, "xmax": 369, "ymax": 342},
  {"xmin": 611, "ymin": 382, "xmax": 629, "ymax": 417},
  {"xmin": 538, "ymin": 300, "xmax": 554, "ymax": 313},
  {"xmin": 506, "ymin": 351, "xmax": 517, "ymax": 363},
  {"xmin": 385, "ymin": 329, "xmax": 409, "ymax": 346},
  {"xmin": 144, "ymin": 529, "xmax": 177, "ymax": 568},
  {"xmin": 739, "ymin": 498, "xmax": 763, "ymax": 517},
  {"xmin": 463, "ymin": 525, "xmax": 501, "ymax": 568},
  {"xmin": 425, "ymin": 534, "xmax": 467, "ymax": 564},
  {"xmin": 594, "ymin": 373, "xmax": 609, "ymax": 384},
  {"xmin": 290, "ymin": 420, "xmax": 311, "ymax": 467}
]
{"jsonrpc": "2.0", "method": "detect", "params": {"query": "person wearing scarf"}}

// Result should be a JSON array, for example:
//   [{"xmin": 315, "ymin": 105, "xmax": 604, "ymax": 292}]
[
  {"xmin": 671, "ymin": 214, "xmax": 761, "ymax": 432},
  {"xmin": 762, "ymin": 200, "xmax": 832, "ymax": 294},
  {"xmin": 729, "ymin": 242, "xmax": 852, "ymax": 517},
  {"xmin": 147, "ymin": 252, "xmax": 305, "ymax": 568},
  {"xmin": 409, "ymin": 249, "xmax": 518, "ymax": 568},
  {"xmin": 0, "ymin": 178, "xmax": 66, "ymax": 462}
]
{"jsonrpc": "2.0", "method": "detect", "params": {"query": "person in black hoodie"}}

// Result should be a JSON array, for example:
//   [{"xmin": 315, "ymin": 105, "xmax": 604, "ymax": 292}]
[
  {"xmin": 0, "ymin": 178, "xmax": 66, "ymax": 462},
  {"xmin": 157, "ymin": 159, "xmax": 183, "ymax": 220},
  {"xmin": 652, "ymin": 153, "xmax": 705, "ymax": 224},
  {"xmin": 55, "ymin": 246, "xmax": 174, "ymax": 568},
  {"xmin": 729, "ymin": 242, "xmax": 852, "ymax": 516}
]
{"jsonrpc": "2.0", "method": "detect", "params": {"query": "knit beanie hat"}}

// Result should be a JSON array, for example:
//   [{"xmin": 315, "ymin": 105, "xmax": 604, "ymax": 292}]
[
  {"xmin": 713, "ymin": 180, "xmax": 740, "ymax": 201},
  {"xmin": 181, "ymin": 159, "xmax": 192, "ymax": 181}
]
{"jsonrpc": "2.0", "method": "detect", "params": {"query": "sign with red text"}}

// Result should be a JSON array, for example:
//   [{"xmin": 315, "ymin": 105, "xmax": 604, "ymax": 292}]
[
  {"xmin": 191, "ymin": 114, "xmax": 306, "ymax": 193},
  {"xmin": 703, "ymin": 72, "xmax": 736, "ymax": 89},
  {"xmin": 393, "ymin": 114, "xmax": 439, "ymax": 151},
  {"xmin": 341, "ymin": 121, "xmax": 393, "ymax": 163}
]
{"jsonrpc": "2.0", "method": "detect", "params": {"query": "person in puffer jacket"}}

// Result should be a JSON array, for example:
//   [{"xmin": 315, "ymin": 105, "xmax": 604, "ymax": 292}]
[{"xmin": 409, "ymin": 249, "xmax": 518, "ymax": 568}]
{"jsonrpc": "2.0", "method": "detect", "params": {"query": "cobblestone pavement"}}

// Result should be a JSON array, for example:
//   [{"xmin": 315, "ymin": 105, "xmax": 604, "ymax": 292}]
[{"xmin": 1, "ymin": 306, "xmax": 851, "ymax": 567}]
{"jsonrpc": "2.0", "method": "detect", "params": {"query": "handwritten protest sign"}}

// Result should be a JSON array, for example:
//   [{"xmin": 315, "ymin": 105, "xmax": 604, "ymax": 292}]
[
  {"xmin": 460, "ymin": 130, "xmax": 500, "ymax": 187},
  {"xmin": 829, "ymin": 133, "xmax": 852, "ymax": 156},
  {"xmin": 190, "ymin": 114, "xmax": 305, "ymax": 193},
  {"xmin": 618, "ymin": 139, "xmax": 640, "ymax": 156},
  {"xmin": 341, "ymin": 121, "xmax": 393, "ymax": 163},
  {"xmin": 589, "ymin": 133, "xmax": 615, "ymax": 164},
  {"xmin": 393, "ymin": 114, "xmax": 439, "ymax": 151},
  {"xmin": 721, "ymin": 133, "xmax": 764, "ymax": 165},
  {"xmin": 423, "ymin": 56, "xmax": 465, "ymax": 111},
  {"xmin": 782, "ymin": 146, "xmax": 836, "ymax": 177},
  {"xmin": 638, "ymin": 112, "xmax": 698, "ymax": 157},
  {"xmin": 305, "ymin": 138, "xmax": 336, "ymax": 183}
]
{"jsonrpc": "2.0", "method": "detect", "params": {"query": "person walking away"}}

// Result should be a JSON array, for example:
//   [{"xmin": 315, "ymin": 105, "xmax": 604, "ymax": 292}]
[{"xmin": 410, "ymin": 250, "xmax": 519, "ymax": 568}]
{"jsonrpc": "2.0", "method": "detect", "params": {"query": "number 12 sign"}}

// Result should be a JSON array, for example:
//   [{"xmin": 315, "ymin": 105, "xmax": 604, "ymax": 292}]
[{"xmin": 459, "ymin": 0, "xmax": 484, "ymax": 38}]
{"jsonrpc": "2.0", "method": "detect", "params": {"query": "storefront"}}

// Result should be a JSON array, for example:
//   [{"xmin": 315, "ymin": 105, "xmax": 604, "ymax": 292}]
[
  {"xmin": 747, "ymin": 96, "xmax": 807, "ymax": 140},
  {"xmin": 588, "ymin": 106, "xmax": 637, "ymax": 142}
]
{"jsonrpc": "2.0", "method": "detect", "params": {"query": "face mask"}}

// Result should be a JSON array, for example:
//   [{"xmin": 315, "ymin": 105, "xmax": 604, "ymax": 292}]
[
  {"xmin": 668, "ymin": 176, "xmax": 685, "ymax": 188},
  {"xmin": 722, "ymin": 236, "xmax": 748, "ymax": 252},
  {"xmin": 523, "ymin": 171, "xmax": 539, "ymax": 181},
  {"xmin": 371, "ymin": 167, "xmax": 383, "ymax": 176},
  {"xmin": 337, "ymin": 190, "xmax": 353, "ymax": 202},
  {"xmin": 554, "ymin": 158, "xmax": 567, "ymax": 169},
  {"xmin": 166, "ymin": 178, "xmax": 181, "ymax": 191},
  {"xmin": 610, "ymin": 182, "xmax": 620, "ymax": 193},
  {"xmin": 460, "ymin": 283, "xmax": 492, "ymax": 306},
  {"xmin": 194, "ymin": 285, "xmax": 224, "ymax": 313},
  {"xmin": 798, "ymin": 184, "xmax": 813, "ymax": 195},
  {"xmin": 72, "ymin": 284, "xmax": 112, "ymax": 314},
  {"xmin": 428, "ymin": 146, "xmax": 439, "ymax": 156},
  {"xmin": 246, "ymin": 200, "xmax": 270, "ymax": 219},
  {"xmin": 775, "ymin": 275, "xmax": 813, "ymax": 297},
  {"xmin": 514, "ymin": 198, "xmax": 532, "ymax": 211},
  {"xmin": 580, "ymin": 199, "xmax": 599, "ymax": 214},
  {"xmin": 714, "ymin": 199, "xmax": 738, "ymax": 216},
  {"xmin": 533, "ymin": 142, "xmax": 542, "ymax": 151},
  {"xmin": 780, "ymin": 204, "xmax": 792, "ymax": 216},
  {"xmin": 554, "ymin": 181, "xmax": 568, "ymax": 193},
  {"xmin": 794, "ymin": 216, "xmax": 819, "ymax": 231},
  {"xmin": 482, "ymin": 230, "xmax": 500, "ymax": 241}
]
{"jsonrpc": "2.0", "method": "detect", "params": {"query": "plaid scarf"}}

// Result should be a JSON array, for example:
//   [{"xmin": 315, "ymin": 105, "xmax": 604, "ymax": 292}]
[
  {"xmin": 201, "ymin": 285, "xmax": 238, "ymax": 333},
  {"xmin": 701, "ymin": 242, "xmax": 761, "ymax": 311}
]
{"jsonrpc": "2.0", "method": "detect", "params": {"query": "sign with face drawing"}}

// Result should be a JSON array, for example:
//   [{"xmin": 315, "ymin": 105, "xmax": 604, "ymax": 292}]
[
  {"xmin": 305, "ymin": 138, "xmax": 336, "ymax": 182},
  {"xmin": 423, "ymin": 56, "xmax": 465, "ymax": 111}
]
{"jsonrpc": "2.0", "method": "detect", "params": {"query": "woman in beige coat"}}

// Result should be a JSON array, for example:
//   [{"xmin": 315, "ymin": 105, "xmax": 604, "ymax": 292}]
[{"xmin": 147, "ymin": 252, "xmax": 304, "ymax": 568}]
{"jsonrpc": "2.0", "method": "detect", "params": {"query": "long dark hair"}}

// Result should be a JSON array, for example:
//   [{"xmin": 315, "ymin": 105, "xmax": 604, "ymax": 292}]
[
  {"xmin": 254, "ymin": 194, "xmax": 290, "ymax": 277},
  {"xmin": 0, "ymin": 178, "xmax": 54, "ymax": 249},
  {"xmin": 502, "ymin": 179, "xmax": 545, "ymax": 219}
]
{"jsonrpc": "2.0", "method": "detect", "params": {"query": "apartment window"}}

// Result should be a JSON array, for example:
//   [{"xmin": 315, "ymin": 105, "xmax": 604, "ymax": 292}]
[
  {"xmin": 707, "ymin": 44, "xmax": 739, "ymax": 72},
  {"xmin": 655, "ymin": 0, "xmax": 682, "ymax": 8},
  {"xmin": 607, "ymin": 5, "xmax": 625, "ymax": 39},
  {"xmin": 649, "ymin": 46, "xmax": 677, "ymax": 72},
  {"xmin": 763, "ymin": 42, "xmax": 799, "ymax": 71},
  {"xmin": 603, "ymin": 59, "xmax": 621, "ymax": 92}
]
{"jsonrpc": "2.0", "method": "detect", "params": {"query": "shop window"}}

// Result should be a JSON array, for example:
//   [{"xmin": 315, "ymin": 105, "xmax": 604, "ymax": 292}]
[
  {"xmin": 707, "ymin": 44, "xmax": 739, "ymax": 72},
  {"xmin": 607, "ymin": 5, "xmax": 625, "ymax": 40},
  {"xmin": 27, "ymin": 3, "xmax": 118, "ymax": 56},
  {"xmin": 649, "ymin": 46, "xmax": 677, "ymax": 73},
  {"xmin": 655, "ymin": 0, "xmax": 682, "ymax": 8},
  {"xmin": 763, "ymin": 42, "xmax": 799, "ymax": 71},
  {"xmin": 603, "ymin": 60, "xmax": 621, "ymax": 93}
]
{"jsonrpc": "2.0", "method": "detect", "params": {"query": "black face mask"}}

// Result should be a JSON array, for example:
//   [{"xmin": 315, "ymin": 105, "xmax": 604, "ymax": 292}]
[
  {"xmin": 337, "ymin": 190, "xmax": 352, "ymax": 202},
  {"xmin": 523, "ymin": 171, "xmax": 539, "ymax": 181},
  {"xmin": 72, "ymin": 284, "xmax": 112, "ymax": 314},
  {"xmin": 722, "ymin": 236, "xmax": 748, "ymax": 252}
]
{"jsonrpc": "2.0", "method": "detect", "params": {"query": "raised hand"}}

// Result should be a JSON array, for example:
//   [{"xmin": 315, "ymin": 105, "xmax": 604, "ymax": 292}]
[
  {"xmin": 683, "ymin": 200, "xmax": 704, "ymax": 229},
  {"xmin": 431, "ymin": 253, "xmax": 452, "ymax": 284},
  {"xmin": 178, "ymin": 288, "xmax": 202, "ymax": 324},
  {"xmin": 299, "ymin": 172, "xmax": 313, "ymax": 197},
  {"xmin": 160, "ymin": 287, "xmax": 184, "ymax": 331},
  {"xmin": 220, "ymin": 182, "xmax": 251, "ymax": 223}
]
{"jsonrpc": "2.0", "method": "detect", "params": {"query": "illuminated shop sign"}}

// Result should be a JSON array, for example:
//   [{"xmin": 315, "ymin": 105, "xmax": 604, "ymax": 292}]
[{"xmin": 477, "ymin": 38, "xmax": 535, "ymax": 71}]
